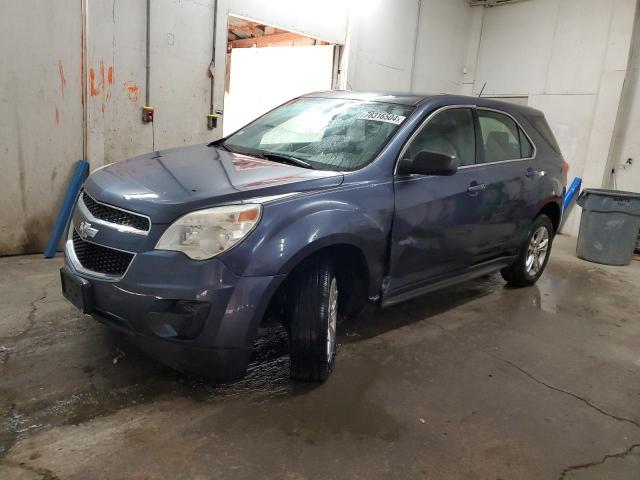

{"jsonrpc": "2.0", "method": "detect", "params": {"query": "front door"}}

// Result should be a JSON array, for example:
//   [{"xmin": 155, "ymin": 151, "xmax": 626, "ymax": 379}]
[{"xmin": 387, "ymin": 107, "xmax": 485, "ymax": 295}]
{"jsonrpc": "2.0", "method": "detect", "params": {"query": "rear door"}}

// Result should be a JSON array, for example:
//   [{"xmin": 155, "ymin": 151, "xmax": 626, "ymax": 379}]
[{"xmin": 471, "ymin": 109, "xmax": 538, "ymax": 260}]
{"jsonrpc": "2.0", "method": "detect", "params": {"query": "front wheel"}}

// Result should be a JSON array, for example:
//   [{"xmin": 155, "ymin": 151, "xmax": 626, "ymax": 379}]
[
  {"xmin": 501, "ymin": 214, "xmax": 554, "ymax": 287},
  {"xmin": 287, "ymin": 256, "xmax": 338, "ymax": 382}
]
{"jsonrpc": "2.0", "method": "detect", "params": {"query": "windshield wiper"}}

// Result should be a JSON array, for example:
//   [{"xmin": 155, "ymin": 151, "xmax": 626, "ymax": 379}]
[
  {"xmin": 208, "ymin": 139, "xmax": 235, "ymax": 152},
  {"xmin": 260, "ymin": 152, "xmax": 315, "ymax": 170}
]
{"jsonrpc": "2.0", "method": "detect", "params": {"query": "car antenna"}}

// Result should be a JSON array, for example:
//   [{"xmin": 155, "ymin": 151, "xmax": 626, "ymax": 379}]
[{"xmin": 478, "ymin": 82, "xmax": 487, "ymax": 98}]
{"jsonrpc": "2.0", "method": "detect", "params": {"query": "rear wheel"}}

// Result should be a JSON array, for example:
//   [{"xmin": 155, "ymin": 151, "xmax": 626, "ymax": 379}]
[
  {"xmin": 287, "ymin": 256, "xmax": 338, "ymax": 382},
  {"xmin": 501, "ymin": 214, "xmax": 554, "ymax": 287}
]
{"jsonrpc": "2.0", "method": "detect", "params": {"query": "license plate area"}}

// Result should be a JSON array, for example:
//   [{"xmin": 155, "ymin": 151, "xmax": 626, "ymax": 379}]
[{"xmin": 60, "ymin": 266, "xmax": 93, "ymax": 313}]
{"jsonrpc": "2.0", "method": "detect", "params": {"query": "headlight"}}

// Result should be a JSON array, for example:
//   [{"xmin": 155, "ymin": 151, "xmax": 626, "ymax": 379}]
[{"xmin": 155, "ymin": 204, "xmax": 262, "ymax": 260}]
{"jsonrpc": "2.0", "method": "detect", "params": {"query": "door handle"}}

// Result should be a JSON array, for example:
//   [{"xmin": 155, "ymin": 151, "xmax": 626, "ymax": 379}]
[
  {"xmin": 526, "ymin": 168, "xmax": 545, "ymax": 178},
  {"xmin": 467, "ymin": 183, "xmax": 487, "ymax": 193}
]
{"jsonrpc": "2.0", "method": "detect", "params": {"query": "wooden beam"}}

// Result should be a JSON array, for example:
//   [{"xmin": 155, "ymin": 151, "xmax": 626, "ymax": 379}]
[
  {"xmin": 230, "ymin": 25, "xmax": 264, "ymax": 38},
  {"xmin": 229, "ymin": 32, "xmax": 311, "ymax": 49}
]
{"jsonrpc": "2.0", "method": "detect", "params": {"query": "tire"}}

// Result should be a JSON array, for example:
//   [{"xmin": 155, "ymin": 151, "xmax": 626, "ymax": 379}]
[
  {"xmin": 287, "ymin": 256, "xmax": 338, "ymax": 382},
  {"xmin": 501, "ymin": 214, "xmax": 554, "ymax": 287}
]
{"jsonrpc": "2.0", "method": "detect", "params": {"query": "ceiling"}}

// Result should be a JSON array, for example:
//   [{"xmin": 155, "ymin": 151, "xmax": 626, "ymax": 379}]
[{"xmin": 469, "ymin": 0, "xmax": 531, "ymax": 6}]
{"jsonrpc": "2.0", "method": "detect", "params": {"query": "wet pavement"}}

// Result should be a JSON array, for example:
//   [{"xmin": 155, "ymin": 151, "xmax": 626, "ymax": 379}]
[{"xmin": 0, "ymin": 235, "xmax": 639, "ymax": 479}]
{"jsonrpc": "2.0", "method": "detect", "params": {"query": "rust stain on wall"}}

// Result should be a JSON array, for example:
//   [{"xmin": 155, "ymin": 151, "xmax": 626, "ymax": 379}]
[
  {"xmin": 58, "ymin": 60, "xmax": 66, "ymax": 98},
  {"xmin": 55, "ymin": 107, "xmax": 60, "ymax": 125},
  {"xmin": 108, "ymin": 66, "xmax": 114, "ymax": 85},
  {"xmin": 123, "ymin": 81, "xmax": 141, "ymax": 102}
]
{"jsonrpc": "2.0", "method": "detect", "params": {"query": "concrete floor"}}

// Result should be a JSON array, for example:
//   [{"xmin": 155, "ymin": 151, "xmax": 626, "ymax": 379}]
[{"xmin": 0, "ymin": 235, "xmax": 639, "ymax": 480}]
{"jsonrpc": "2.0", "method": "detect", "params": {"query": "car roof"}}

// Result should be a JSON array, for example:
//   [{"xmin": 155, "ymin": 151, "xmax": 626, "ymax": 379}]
[
  {"xmin": 302, "ymin": 90, "xmax": 544, "ymax": 116},
  {"xmin": 302, "ymin": 90, "xmax": 427, "ymax": 106}
]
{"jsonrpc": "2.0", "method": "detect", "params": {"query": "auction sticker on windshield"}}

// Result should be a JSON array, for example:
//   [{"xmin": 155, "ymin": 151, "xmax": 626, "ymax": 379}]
[{"xmin": 358, "ymin": 111, "xmax": 406, "ymax": 125}]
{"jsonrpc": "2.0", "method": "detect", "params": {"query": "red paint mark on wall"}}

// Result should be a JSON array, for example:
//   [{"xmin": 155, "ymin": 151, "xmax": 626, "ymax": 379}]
[
  {"xmin": 88, "ymin": 60, "xmax": 114, "ymax": 113},
  {"xmin": 89, "ymin": 68, "xmax": 99, "ymax": 97},
  {"xmin": 58, "ymin": 60, "xmax": 66, "ymax": 98},
  {"xmin": 123, "ymin": 81, "xmax": 141, "ymax": 102},
  {"xmin": 89, "ymin": 61, "xmax": 105, "ymax": 97}
]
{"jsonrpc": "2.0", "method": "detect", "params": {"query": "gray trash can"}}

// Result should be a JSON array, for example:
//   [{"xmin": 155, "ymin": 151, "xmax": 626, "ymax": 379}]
[{"xmin": 576, "ymin": 189, "xmax": 640, "ymax": 266}]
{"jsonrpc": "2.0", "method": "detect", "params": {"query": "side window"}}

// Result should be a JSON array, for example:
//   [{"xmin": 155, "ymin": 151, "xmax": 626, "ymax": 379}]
[
  {"xmin": 478, "ymin": 110, "xmax": 526, "ymax": 162},
  {"xmin": 404, "ymin": 108, "xmax": 476, "ymax": 167}
]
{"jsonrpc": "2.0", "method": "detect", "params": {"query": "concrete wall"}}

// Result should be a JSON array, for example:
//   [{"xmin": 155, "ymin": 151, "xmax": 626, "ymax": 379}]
[
  {"xmin": 0, "ymin": 0, "xmax": 84, "ymax": 255},
  {"xmin": 86, "ymin": 0, "xmax": 215, "ymax": 166},
  {"xmin": 2, "ymin": 0, "xmax": 478, "ymax": 256},
  {"xmin": 0, "ymin": 0, "xmax": 350, "ymax": 255},
  {"xmin": 608, "ymin": 4, "xmax": 640, "ymax": 192},
  {"xmin": 466, "ymin": 0, "xmax": 637, "ymax": 235},
  {"xmin": 2, "ymin": 0, "xmax": 638, "ymax": 254}
]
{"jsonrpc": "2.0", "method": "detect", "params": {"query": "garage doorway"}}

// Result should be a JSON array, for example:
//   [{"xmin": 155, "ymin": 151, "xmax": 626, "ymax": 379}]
[{"xmin": 223, "ymin": 15, "xmax": 340, "ymax": 136}]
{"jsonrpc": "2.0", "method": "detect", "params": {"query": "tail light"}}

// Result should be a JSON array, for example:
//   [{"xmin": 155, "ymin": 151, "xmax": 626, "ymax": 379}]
[{"xmin": 562, "ymin": 160, "xmax": 570, "ymax": 176}]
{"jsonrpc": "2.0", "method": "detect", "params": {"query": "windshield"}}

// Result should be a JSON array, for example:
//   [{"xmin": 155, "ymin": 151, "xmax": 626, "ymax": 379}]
[{"xmin": 222, "ymin": 97, "xmax": 414, "ymax": 171}]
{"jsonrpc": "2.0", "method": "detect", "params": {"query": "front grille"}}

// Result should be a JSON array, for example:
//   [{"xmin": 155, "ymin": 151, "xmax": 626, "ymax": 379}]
[
  {"xmin": 72, "ymin": 231, "xmax": 134, "ymax": 276},
  {"xmin": 82, "ymin": 192, "xmax": 150, "ymax": 232}
]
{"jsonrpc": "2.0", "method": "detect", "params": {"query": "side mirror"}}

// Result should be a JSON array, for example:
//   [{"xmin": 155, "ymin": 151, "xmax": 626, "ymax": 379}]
[{"xmin": 398, "ymin": 151, "xmax": 459, "ymax": 176}]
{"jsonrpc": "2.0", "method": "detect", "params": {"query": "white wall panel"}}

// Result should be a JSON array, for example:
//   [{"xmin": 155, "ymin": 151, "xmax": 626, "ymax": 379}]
[
  {"xmin": 608, "ymin": 5, "xmax": 640, "ymax": 192},
  {"xmin": 474, "ymin": 0, "xmax": 559, "ymax": 96},
  {"xmin": 345, "ymin": 0, "xmax": 419, "ymax": 92},
  {"xmin": 411, "ymin": 0, "xmax": 475, "ymax": 95},
  {"xmin": 545, "ymin": 0, "xmax": 612, "ymax": 95}
]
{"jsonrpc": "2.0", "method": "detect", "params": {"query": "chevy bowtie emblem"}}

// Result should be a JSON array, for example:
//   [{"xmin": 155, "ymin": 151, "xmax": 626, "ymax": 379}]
[{"xmin": 78, "ymin": 221, "xmax": 98, "ymax": 239}]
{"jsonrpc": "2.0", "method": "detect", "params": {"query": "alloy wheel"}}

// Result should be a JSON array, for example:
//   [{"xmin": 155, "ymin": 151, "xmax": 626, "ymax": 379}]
[
  {"xmin": 525, "ymin": 226, "xmax": 549, "ymax": 276},
  {"xmin": 327, "ymin": 278, "xmax": 338, "ymax": 362}
]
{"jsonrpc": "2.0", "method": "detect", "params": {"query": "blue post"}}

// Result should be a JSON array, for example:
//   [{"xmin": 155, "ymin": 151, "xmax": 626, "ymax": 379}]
[
  {"xmin": 563, "ymin": 177, "xmax": 582, "ymax": 213},
  {"xmin": 44, "ymin": 160, "xmax": 90, "ymax": 258}
]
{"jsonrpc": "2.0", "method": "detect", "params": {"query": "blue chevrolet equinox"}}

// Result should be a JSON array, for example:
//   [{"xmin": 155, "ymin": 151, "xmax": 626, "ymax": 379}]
[{"xmin": 60, "ymin": 91, "xmax": 567, "ymax": 382}]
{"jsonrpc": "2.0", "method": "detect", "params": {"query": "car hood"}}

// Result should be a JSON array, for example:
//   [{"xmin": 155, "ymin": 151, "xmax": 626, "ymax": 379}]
[{"xmin": 84, "ymin": 144, "xmax": 344, "ymax": 223}]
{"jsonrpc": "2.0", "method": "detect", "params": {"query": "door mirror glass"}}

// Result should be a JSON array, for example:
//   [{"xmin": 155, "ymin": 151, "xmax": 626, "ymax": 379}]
[{"xmin": 398, "ymin": 151, "xmax": 459, "ymax": 176}]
